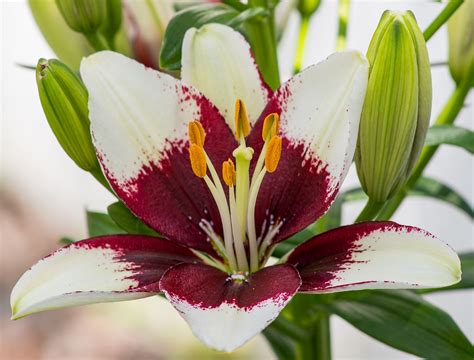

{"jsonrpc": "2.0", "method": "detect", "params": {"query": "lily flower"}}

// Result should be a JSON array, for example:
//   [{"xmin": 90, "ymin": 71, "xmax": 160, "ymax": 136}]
[{"xmin": 11, "ymin": 24, "xmax": 460, "ymax": 352}]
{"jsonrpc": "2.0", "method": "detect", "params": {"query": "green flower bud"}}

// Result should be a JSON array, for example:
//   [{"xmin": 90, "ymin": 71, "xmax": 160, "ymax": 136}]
[
  {"xmin": 100, "ymin": 0, "xmax": 122, "ymax": 41},
  {"xmin": 297, "ymin": 0, "xmax": 321, "ymax": 18},
  {"xmin": 36, "ymin": 59, "xmax": 100, "ymax": 173},
  {"xmin": 355, "ymin": 10, "xmax": 432, "ymax": 202},
  {"xmin": 55, "ymin": 0, "xmax": 105, "ymax": 34},
  {"xmin": 447, "ymin": 0, "xmax": 474, "ymax": 86},
  {"xmin": 28, "ymin": 0, "xmax": 93, "ymax": 70}
]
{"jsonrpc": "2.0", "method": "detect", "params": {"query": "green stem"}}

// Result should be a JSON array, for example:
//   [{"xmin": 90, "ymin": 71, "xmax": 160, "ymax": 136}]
[
  {"xmin": 356, "ymin": 198, "xmax": 384, "ymax": 222},
  {"xmin": 376, "ymin": 64, "xmax": 473, "ymax": 220},
  {"xmin": 423, "ymin": 0, "xmax": 464, "ymax": 41},
  {"xmin": 336, "ymin": 0, "xmax": 351, "ymax": 51},
  {"xmin": 298, "ymin": 313, "xmax": 332, "ymax": 360},
  {"xmin": 85, "ymin": 32, "xmax": 110, "ymax": 51},
  {"xmin": 246, "ymin": 0, "xmax": 280, "ymax": 90},
  {"xmin": 293, "ymin": 16, "xmax": 310, "ymax": 74}
]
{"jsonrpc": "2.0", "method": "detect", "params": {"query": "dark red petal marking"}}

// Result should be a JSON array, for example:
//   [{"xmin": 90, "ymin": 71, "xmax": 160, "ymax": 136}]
[
  {"xmin": 107, "ymin": 93, "xmax": 237, "ymax": 253},
  {"xmin": 286, "ymin": 221, "xmax": 423, "ymax": 292},
  {"xmin": 71, "ymin": 235, "xmax": 199, "ymax": 292},
  {"xmin": 247, "ymin": 95, "xmax": 335, "ymax": 244},
  {"xmin": 159, "ymin": 263, "xmax": 301, "ymax": 309}
]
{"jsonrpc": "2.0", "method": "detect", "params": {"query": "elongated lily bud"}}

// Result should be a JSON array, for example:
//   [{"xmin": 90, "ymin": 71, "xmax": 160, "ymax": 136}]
[
  {"xmin": 355, "ymin": 11, "xmax": 432, "ymax": 202},
  {"xmin": 188, "ymin": 120, "xmax": 206, "ymax": 147},
  {"xmin": 28, "ymin": 0, "xmax": 93, "ymax": 70},
  {"xmin": 55, "ymin": 0, "xmax": 105, "ymax": 34},
  {"xmin": 447, "ymin": 0, "xmax": 474, "ymax": 86},
  {"xmin": 100, "ymin": 0, "xmax": 122, "ymax": 41},
  {"xmin": 262, "ymin": 113, "xmax": 280, "ymax": 141},
  {"xmin": 36, "ymin": 58, "xmax": 100, "ymax": 173},
  {"xmin": 189, "ymin": 144, "xmax": 207, "ymax": 178},
  {"xmin": 222, "ymin": 159, "xmax": 236, "ymax": 187},
  {"xmin": 235, "ymin": 99, "xmax": 251, "ymax": 139},
  {"xmin": 265, "ymin": 136, "xmax": 282, "ymax": 173}
]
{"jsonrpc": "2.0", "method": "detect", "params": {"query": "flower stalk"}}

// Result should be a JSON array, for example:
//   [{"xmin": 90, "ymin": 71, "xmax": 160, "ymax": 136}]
[
  {"xmin": 336, "ymin": 0, "xmax": 351, "ymax": 51},
  {"xmin": 246, "ymin": 0, "xmax": 280, "ymax": 90}
]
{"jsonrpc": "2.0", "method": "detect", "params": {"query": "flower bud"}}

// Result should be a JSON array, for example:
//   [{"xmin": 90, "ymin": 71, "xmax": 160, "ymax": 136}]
[
  {"xmin": 100, "ymin": 0, "xmax": 122, "ymax": 41},
  {"xmin": 447, "ymin": 0, "xmax": 474, "ymax": 86},
  {"xmin": 55, "ymin": 0, "xmax": 105, "ymax": 34},
  {"xmin": 28, "ymin": 0, "xmax": 93, "ymax": 70},
  {"xmin": 355, "ymin": 11, "xmax": 432, "ymax": 202},
  {"xmin": 297, "ymin": 0, "xmax": 321, "ymax": 18},
  {"xmin": 36, "ymin": 58, "xmax": 100, "ymax": 173}
]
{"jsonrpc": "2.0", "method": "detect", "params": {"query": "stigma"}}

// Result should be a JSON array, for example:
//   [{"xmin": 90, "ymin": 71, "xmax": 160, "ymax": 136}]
[{"xmin": 188, "ymin": 99, "xmax": 282, "ymax": 274}]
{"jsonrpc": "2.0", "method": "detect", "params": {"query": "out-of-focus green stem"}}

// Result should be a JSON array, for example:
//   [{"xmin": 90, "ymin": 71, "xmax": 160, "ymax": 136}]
[
  {"xmin": 293, "ymin": 16, "xmax": 310, "ymax": 74},
  {"xmin": 297, "ymin": 312, "xmax": 332, "ymax": 360},
  {"xmin": 246, "ymin": 0, "xmax": 280, "ymax": 90},
  {"xmin": 356, "ymin": 198, "xmax": 384, "ymax": 222},
  {"xmin": 336, "ymin": 0, "xmax": 351, "ymax": 51},
  {"xmin": 85, "ymin": 32, "xmax": 110, "ymax": 51},
  {"xmin": 376, "ymin": 64, "xmax": 473, "ymax": 220},
  {"xmin": 423, "ymin": 0, "xmax": 464, "ymax": 41}
]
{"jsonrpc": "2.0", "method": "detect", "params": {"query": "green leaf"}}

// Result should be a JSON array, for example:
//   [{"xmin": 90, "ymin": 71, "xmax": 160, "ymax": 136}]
[
  {"xmin": 107, "ymin": 202, "xmax": 160, "ymax": 237},
  {"xmin": 318, "ymin": 290, "xmax": 474, "ymax": 359},
  {"xmin": 425, "ymin": 124, "xmax": 474, "ymax": 153},
  {"xmin": 86, "ymin": 210, "xmax": 125, "ymax": 237},
  {"xmin": 159, "ymin": 3, "xmax": 266, "ymax": 70},
  {"xmin": 417, "ymin": 251, "xmax": 474, "ymax": 293},
  {"xmin": 412, "ymin": 177, "xmax": 473, "ymax": 218},
  {"xmin": 262, "ymin": 327, "xmax": 297, "ymax": 360},
  {"xmin": 59, "ymin": 236, "xmax": 77, "ymax": 245}
]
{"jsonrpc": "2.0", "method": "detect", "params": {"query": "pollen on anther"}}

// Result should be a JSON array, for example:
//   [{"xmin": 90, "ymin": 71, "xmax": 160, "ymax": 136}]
[
  {"xmin": 262, "ymin": 113, "xmax": 280, "ymax": 140},
  {"xmin": 222, "ymin": 158, "xmax": 236, "ymax": 187},
  {"xmin": 188, "ymin": 120, "xmax": 206, "ymax": 147},
  {"xmin": 189, "ymin": 144, "xmax": 207, "ymax": 178},
  {"xmin": 265, "ymin": 136, "xmax": 282, "ymax": 173},
  {"xmin": 234, "ymin": 99, "xmax": 250, "ymax": 139}
]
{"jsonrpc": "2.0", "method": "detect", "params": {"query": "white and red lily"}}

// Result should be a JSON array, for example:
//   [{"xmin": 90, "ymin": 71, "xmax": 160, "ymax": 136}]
[{"xmin": 11, "ymin": 24, "xmax": 460, "ymax": 352}]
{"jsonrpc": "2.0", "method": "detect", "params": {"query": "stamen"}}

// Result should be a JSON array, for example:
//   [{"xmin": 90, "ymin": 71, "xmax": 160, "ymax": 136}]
[
  {"xmin": 188, "ymin": 120, "xmax": 206, "ymax": 147},
  {"xmin": 189, "ymin": 144, "xmax": 207, "ymax": 178},
  {"xmin": 262, "ymin": 113, "xmax": 280, "ymax": 141},
  {"xmin": 234, "ymin": 99, "xmax": 250, "ymax": 140},
  {"xmin": 222, "ymin": 159, "xmax": 236, "ymax": 187},
  {"xmin": 265, "ymin": 136, "xmax": 282, "ymax": 173}
]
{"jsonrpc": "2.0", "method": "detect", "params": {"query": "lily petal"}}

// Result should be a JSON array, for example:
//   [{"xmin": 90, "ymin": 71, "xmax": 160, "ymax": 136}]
[
  {"xmin": 286, "ymin": 222, "xmax": 461, "ymax": 293},
  {"xmin": 182, "ymin": 24, "xmax": 271, "ymax": 133},
  {"xmin": 248, "ymin": 51, "xmax": 369, "ymax": 242},
  {"xmin": 160, "ymin": 263, "xmax": 301, "ymax": 352},
  {"xmin": 81, "ymin": 51, "xmax": 236, "ymax": 252},
  {"xmin": 11, "ymin": 235, "xmax": 197, "ymax": 319}
]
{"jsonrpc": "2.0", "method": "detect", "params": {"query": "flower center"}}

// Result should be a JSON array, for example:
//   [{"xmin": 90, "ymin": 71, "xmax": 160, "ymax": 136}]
[{"xmin": 188, "ymin": 100, "xmax": 282, "ymax": 274}]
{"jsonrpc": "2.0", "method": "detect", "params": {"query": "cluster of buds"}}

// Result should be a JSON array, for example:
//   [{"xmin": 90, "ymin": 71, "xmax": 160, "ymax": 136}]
[
  {"xmin": 355, "ymin": 10, "xmax": 432, "ymax": 202},
  {"xmin": 28, "ymin": 0, "xmax": 174, "ymax": 70}
]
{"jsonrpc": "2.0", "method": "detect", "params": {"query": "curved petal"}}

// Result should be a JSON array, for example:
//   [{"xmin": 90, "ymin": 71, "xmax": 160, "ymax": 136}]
[
  {"xmin": 182, "ymin": 24, "xmax": 271, "ymax": 133},
  {"xmin": 81, "ymin": 51, "xmax": 237, "ymax": 252},
  {"xmin": 11, "ymin": 235, "xmax": 198, "ymax": 319},
  {"xmin": 286, "ymin": 222, "xmax": 461, "ymax": 293},
  {"xmin": 160, "ymin": 263, "xmax": 301, "ymax": 352},
  {"xmin": 247, "ymin": 51, "xmax": 369, "ymax": 242}
]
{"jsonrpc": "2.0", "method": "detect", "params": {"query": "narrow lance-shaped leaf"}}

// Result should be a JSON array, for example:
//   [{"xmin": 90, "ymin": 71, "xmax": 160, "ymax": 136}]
[
  {"xmin": 107, "ymin": 202, "xmax": 160, "ymax": 237},
  {"xmin": 317, "ymin": 290, "xmax": 474, "ymax": 359},
  {"xmin": 425, "ymin": 124, "xmax": 474, "ymax": 154},
  {"xmin": 86, "ymin": 210, "xmax": 125, "ymax": 237}
]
